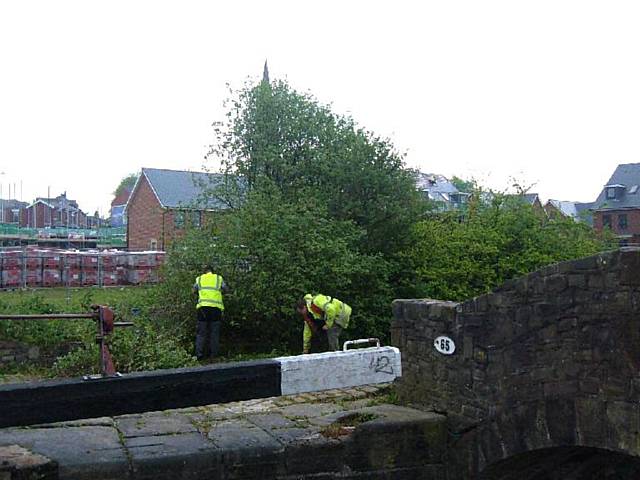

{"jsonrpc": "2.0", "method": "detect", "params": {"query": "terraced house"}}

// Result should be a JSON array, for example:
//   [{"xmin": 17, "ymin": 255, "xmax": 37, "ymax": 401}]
[
  {"xmin": 125, "ymin": 167, "xmax": 227, "ymax": 251},
  {"xmin": 592, "ymin": 163, "xmax": 640, "ymax": 246}
]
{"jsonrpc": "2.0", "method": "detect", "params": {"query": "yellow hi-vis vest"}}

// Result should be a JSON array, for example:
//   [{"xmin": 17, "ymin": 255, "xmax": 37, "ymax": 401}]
[
  {"xmin": 196, "ymin": 272, "xmax": 224, "ymax": 310},
  {"xmin": 307, "ymin": 294, "xmax": 351, "ymax": 329}
]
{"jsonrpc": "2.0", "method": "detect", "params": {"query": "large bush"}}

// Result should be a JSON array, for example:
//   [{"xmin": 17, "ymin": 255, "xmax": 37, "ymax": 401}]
[
  {"xmin": 158, "ymin": 187, "xmax": 394, "ymax": 352},
  {"xmin": 403, "ymin": 195, "xmax": 609, "ymax": 301}
]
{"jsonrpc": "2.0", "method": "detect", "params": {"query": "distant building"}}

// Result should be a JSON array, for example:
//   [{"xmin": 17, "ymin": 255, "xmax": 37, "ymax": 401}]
[
  {"xmin": 0, "ymin": 199, "xmax": 28, "ymax": 224},
  {"xmin": 591, "ymin": 163, "xmax": 640, "ymax": 245},
  {"xmin": 87, "ymin": 211, "xmax": 104, "ymax": 229},
  {"xmin": 21, "ymin": 200, "xmax": 56, "ymax": 228},
  {"xmin": 544, "ymin": 200, "xmax": 593, "ymax": 224},
  {"xmin": 110, "ymin": 187, "xmax": 133, "ymax": 228},
  {"xmin": 415, "ymin": 173, "xmax": 470, "ymax": 211},
  {"xmin": 125, "ymin": 167, "xmax": 229, "ymax": 251},
  {"xmin": 18, "ymin": 192, "xmax": 89, "ymax": 229},
  {"xmin": 507, "ymin": 192, "xmax": 545, "ymax": 215}
]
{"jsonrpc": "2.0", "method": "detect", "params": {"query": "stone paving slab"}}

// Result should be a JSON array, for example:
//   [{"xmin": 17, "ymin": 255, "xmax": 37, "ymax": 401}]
[
  {"xmin": 116, "ymin": 412, "xmax": 197, "ymax": 438},
  {"xmin": 0, "ymin": 383, "xmax": 447, "ymax": 480},
  {"xmin": 0, "ymin": 444, "xmax": 57, "ymax": 479},
  {"xmin": 125, "ymin": 432, "xmax": 219, "ymax": 480},
  {"xmin": 0, "ymin": 425, "xmax": 127, "ymax": 480}
]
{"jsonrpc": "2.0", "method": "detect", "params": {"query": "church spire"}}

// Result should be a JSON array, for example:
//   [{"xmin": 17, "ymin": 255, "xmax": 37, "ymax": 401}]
[{"xmin": 262, "ymin": 60, "xmax": 270, "ymax": 83}]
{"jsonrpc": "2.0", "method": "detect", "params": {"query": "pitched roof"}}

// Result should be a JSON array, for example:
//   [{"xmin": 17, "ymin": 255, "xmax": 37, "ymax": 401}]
[
  {"xmin": 547, "ymin": 200, "xmax": 593, "ymax": 222},
  {"xmin": 592, "ymin": 163, "xmax": 640, "ymax": 210},
  {"xmin": 136, "ymin": 167, "xmax": 228, "ymax": 210},
  {"xmin": 111, "ymin": 187, "xmax": 132, "ymax": 207},
  {"xmin": 27, "ymin": 199, "xmax": 55, "ymax": 209},
  {"xmin": 0, "ymin": 199, "xmax": 28, "ymax": 209},
  {"xmin": 415, "ymin": 172, "xmax": 459, "ymax": 202}
]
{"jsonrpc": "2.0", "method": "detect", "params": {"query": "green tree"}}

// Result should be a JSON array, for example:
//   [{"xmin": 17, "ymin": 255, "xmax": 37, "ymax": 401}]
[
  {"xmin": 159, "ymin": 78, "xmax": 424, "ymax": 353},
  {"xmin": 404, "ymin": 194, "xmax": 608, "ymax": 301},
  {"xmin": 450, "ymin": 176, "xmax": 477, "ymax": 193},
  {"xmin": 209, "ymin": 79, "xmax": 426, "ymax": 256},
  {"xmin": 113, "ymin": 173, "xmax": 137, "ymax": 197},
  {"xmin": 158, "ymin": 187, "xmax": 394, "ymax": 352}
]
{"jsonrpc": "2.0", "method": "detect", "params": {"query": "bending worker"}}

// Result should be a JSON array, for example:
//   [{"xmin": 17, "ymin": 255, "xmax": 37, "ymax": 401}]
[
  {"xmin": 193, "ymin": 265, "xmax": 229, "ymax": 360},
  {"xmin": 296, "ymin": 293, "xmax": 351, "ymax": 353}
]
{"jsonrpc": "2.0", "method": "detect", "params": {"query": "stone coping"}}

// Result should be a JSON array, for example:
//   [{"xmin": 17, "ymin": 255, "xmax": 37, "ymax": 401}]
[{"xmin": 0, "ymin": 383, "xmax": 447, "ymax": 480}]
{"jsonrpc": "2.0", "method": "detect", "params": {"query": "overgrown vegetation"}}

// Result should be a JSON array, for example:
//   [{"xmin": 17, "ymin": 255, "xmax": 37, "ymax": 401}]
[
  {"xmin": 1, "ymin": 76, "xmax": 611, "ymax": 381},
  {"xmin": 158, "ymin": 78, "xmax": 427, "ymax": 353},
  {"xmin": 0, "ymin": 287, "xmax": 195, "ymax": 380},
  {"xmin": 403, "ymin": 194, "xmax": 610, "ymax": 301}
]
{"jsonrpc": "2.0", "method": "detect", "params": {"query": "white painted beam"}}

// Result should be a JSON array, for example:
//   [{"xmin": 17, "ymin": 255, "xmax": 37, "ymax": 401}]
[{"xmin": 276, "ymin": 346, "xmax": 402, "ymax": 396}]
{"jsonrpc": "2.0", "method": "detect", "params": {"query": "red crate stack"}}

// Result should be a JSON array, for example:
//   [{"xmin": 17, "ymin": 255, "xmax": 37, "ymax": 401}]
[
  {"xmin": 0, "ymin": 248, "xmax": 166, "ymax": 288},
  {"xmin": 25, "ymin": 270, "xmax": 42, "ymax": 287},
  {"xmin": 42, "ymin": 269, "xmax": 62, "ymax": 287},
  {"xmin": 61, "ymin": 251, "xmax": 82, "ymax": 287},
  {"xmin": 81, "ymin": 253, "xmax": 100, "ymax": 286},
  {"xmin": 1, "ymin": 250, "xmax": 23, "ymax": 288},
  {"xmin": 82, "ymin": 269, "xmax": 99, "ymax": 286},
  {"xmin": 40, "ymin": 250, "xmax": 62, "ymax": 269},
  {"xmin": 101, "ymin": 271, "xmax": 119, "ymax": 286},
  {"xmin": 25, "ymin": 250, "xmax": 42, "ymax": 270},
  {"xmin": 26, "ymin": 250, "xmax": 47, "ymax": 288},
  {"xmin": 99, "ymin": 251, "xmax": 118, "ymax": 286},
  {"xmin": 1, "ymin": 268, "xmax": 22, "ymax": 288},
  {"xmin": 1, "ymin": 250, "xmax": 23, "ymax": 269},
  {"xmin": 127, "ymin": 252, "xmax": 149, "ymax": 285},
  {"xmin": 127, "ymin": 268, "xmax": 159, "ymax": 285}
]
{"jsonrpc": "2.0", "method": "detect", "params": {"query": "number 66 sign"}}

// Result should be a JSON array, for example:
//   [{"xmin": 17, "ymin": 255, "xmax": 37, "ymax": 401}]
[{"xmin": 434, "ymin": 335, "xmax": 456, "ymax": 355}]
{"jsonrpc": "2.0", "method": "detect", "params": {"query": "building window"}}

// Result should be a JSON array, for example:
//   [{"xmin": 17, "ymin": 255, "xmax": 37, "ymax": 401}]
[
  {"xmin": 191, "ymin": 211, "xmax": 201, "ymax": 228},
  {"xmin": 603, "ymin": 215, "xmax": 611, "ymax": 228},
  {"xmin": 150, "ymin": 239, "xmax": 157, "ymax": 250},
  {"xmin": 618, "ymin": 214, "xmax": 628, "ymax": 230},
  {"xmin": 174, "ymin": 211, "xmax": 185, "ymax": 229},
  {"xmin": 606, "ymin": 187, "xmax": 617, "ymax": 200}
]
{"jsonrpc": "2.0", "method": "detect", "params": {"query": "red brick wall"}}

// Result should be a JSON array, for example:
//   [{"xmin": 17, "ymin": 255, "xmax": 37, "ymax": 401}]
[
  {"xmin": 127, "ymin": 176, "xmax": 165, "ymax": 251},
  {"xmin": 593, "ymin": 209, "xmax": 640, "ymax": 243},
  {"xmin": 127, "ymin": 176, "xmax": 222, "ymax": 251},
  {"xmin": 21, "ymin": 204, "xmax": 55, "ymax": 228}
]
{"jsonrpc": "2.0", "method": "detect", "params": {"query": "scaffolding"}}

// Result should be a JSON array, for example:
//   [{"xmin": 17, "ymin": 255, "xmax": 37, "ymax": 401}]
[{"xmin": 0, "ymin": 225, "xmax": 126, "ymax": 248}]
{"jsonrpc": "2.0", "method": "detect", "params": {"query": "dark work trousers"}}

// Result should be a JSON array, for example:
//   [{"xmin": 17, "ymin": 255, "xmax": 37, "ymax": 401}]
[
  {"xmin": 310, "ymin": 329, "xmax": 329, "ymax": 353},
  {"xmin": 196, "ymin": 306, "xmax": 222, "ymax": 359}
]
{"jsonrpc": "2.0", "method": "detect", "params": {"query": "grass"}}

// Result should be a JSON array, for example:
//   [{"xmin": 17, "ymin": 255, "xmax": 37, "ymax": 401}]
[
  {"xmin": 0, "ymin": 286, "xmax": 152, "ymax": 310},
  {"xmin": 320, "ymin": 412, "xmax": 380, "ymax": 438}
]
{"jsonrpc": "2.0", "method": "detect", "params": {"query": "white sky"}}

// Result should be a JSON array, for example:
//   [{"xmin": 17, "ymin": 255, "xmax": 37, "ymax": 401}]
[{"xmin": 1, "ymin": 0, "xmax": 639, "ymax": 215}]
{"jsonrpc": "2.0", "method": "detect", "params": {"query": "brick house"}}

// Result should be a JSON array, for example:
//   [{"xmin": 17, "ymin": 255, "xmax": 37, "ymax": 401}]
[
  {"xmin": 22, "ymin": 192, "xmax": 88, "ymax": 228},
  {"xmin": 592, "ymin": 163, "xmax": 640, "ymax": 245},
  {"xmin": 125, "ymin": 168, "xmax": 227, "ymax": 251},
  {"xmin": 0, "ymin": 199, "xmax": 28, "ymax": 224},
  {"xmin": 21, "ymin": 200, "xmax": 56, "ymax": 228}
]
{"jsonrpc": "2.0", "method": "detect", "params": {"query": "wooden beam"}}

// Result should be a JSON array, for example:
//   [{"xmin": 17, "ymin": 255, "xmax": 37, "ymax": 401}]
[
  {"xmin": 0, "ymin": 347, "xmax": 402, "ymax": 428},
  {"xmin": 0, "ymin": 360, "xmax": 281, "ymax": 428}
]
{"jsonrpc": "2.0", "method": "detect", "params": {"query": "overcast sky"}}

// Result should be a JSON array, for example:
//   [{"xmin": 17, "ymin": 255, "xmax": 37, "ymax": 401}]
[{"xmin": 1, "ymin": 0, "xmax": 639, "ymax": 215}]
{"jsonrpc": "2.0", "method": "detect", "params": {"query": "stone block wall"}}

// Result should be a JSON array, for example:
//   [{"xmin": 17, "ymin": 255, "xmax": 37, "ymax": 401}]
[
  {"xmin": 0, "ymin": 341, "xmax": 39, "ymax": 367},
  {"xmin": 391, "ymin": 248, "xmax": 640, "ymax": 476}
]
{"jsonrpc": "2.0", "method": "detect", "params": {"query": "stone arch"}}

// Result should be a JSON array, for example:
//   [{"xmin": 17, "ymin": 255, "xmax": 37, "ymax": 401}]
[
  {"xmin": 478, "ymin": 447, "xmax": 640, "ymax": 480},
  {"xmin": 392, "ymin": 248, "xmax": 640, "ymax": 478}
]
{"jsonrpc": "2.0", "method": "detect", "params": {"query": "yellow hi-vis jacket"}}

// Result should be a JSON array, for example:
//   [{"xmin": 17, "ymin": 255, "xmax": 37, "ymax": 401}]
[
  {"xmin": 303, "ymin": 293, "xmax": 351, "ymax": 352},
  {"xmin": 195, "ymin": 272, "xmax": 224, "ymax": 310}
]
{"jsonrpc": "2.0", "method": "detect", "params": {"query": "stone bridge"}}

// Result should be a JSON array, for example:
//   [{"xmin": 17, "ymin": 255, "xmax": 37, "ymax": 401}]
[{"xmin": 392, "ymin": 247, "xmax": 640, "ymax": 478}]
